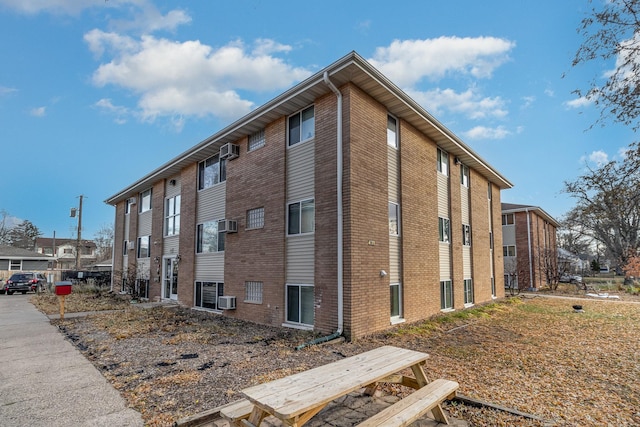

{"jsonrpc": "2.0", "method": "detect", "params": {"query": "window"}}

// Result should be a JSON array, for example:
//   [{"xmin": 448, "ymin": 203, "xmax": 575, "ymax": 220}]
[
  {"xmin": 489, "ymin": 232, "xmax": 494, "ymax": 249},
  {"xmin": 462, "ymin": 224, "xmax": 471, "ymax": 246},
  {"xmin": 491, "ymin": 277, "xmax": 496, "ymax": 297},
  {"xmin": 488, "ymin": 182, "xmax": 492, "ymax": 200},
  {"xmin": 440, "ymin": 280, "xmax": 453, "ymax": 310},
  {"xmin": 135, "ymin": 279, "xmax": 149, "ymax": 299},
  {"xmin": 194, "ymin": 281, "xmax": 224, "ymax": 310},
  {"xmin": 286, "ymin": 284, "xmax": 314, "ymax": 326},
  {"xmin": 390, "ymin": 283, "xmax": 401, "ymax": 318},
  {"xmin": 464, "ymin": 279, "xmax": 474, "ymax": 305},
  {"xmin": 288, "ymin": 199, "xmax": 315, "ymax": 235},
  {"xmin": 198, "ymin": 154, "xmax": 226, "ymax": 190},
  {"xmin": 43, "ymin": 247, "xmax": 53, "ymax": 255},
  {"xmin": 9, "ymin": 260, "xmax": 21, "ymax": 270},
  {"xmin": 387, "ymin": 115, "xmax": 397, "ymax": 148},
  {"xmin": 502, "ymin": 213, "xmax": 515, "ymax": 225},
  {"xmin": 137, "ymin": 236, "xmax": 150, "ymax": 258},
  {"xmin": 438, "ymin": 217, "xmax": 450, "ymax": 243},
  {"xmin": 437, "ymin": 148, "xmax": 449, "ymax": 176},
  {"xmin": 246, "ymin": 207, "xmax": 265, "ymax": 229},
  {"xmin": 81, "ymin": 246, "xmax": 92, "ymax": 255},
  {"xmin": 63, "ymin": 248, "xmax": 73, "ymax": 254},
  {"xmin": 248, "ymin": 129, "xmax": 265, "ymax": 151},
  {"xmin": 165, "ymin": 195, "xmax": 181, "ymax": 236},
  {"xmin": 503, "ymin": 245, "xmax": 516, "ymax": 257},
  {"xmin": 139, "ymin": 189, "xmax": 152, "ymax": 213},
  {"xmin": 125, "ymin": 198, "xmax": 133, "ymax": 214},
  {"xmin": 389, "ymin": 202, "xmax": 400, "ymax": 236},
  {"xmin": 196, "ymin": 220, "xmax": 225, "ymax": 253},
  {"xmin": 245, "ymin": 281, "xmax": 263, "ymax": 303},
  {"xmin": 288, "ymin": 106, "xmax": 314, "ymax": 146},
  {"xmin": 123, "ymin": 240, "xmax": 129, "ymax": 256},
  {"xmin": 461, "ymin": 164, "xmax": 470, "ymax": 187}
]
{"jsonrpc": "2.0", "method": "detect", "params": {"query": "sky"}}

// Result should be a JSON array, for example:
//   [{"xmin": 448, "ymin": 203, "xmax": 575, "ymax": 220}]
[{"xmin": 0, "ymin": 0, "xmax": 636, "ymax": 241}]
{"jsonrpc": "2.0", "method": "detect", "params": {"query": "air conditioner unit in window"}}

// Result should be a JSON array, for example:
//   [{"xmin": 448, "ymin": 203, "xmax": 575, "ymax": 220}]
[
  {"xmin": 128, "ymin": 197, "xmax": 137, "ymax": 205},
  {"xmin": 218, "ymin": 296, "xmax": 236, "ymax": 310},
  {"xmin": 218, "ymin": 219, "xmax": 238, "ymax": 233},
  {"xmin": 128, "ymin": 241, "xmax": 135, "ymax": 250},
  {"xmin": 219, "ymin": 143, "xmax": 240, "ymax": 160}
]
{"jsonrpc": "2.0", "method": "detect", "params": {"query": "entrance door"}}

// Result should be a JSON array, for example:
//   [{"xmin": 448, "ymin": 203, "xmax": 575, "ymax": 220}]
[{"xmin": 163, "ymin": 256, "xmax": 179, "ymax": 300}]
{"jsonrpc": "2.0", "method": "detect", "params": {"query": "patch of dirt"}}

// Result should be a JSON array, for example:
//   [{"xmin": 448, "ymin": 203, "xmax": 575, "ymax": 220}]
[{"xmin": 48, "ymin": 294, "xmax": 640, "ymax": 426}]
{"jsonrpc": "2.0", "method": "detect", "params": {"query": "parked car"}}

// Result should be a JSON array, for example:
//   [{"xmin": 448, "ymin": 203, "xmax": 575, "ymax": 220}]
[
  {"xmin": 559, "ymin": 274, "xmax": 583, "ymax": 284},
  {"xmin": 4, "ymin": 272, "xmax": 47, "ymax": 295}
]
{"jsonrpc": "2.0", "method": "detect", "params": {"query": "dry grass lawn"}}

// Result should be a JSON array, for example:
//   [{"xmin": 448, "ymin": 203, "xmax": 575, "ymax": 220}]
[{"xmin": 33, "ymin": 288, "xmax": 640, "ymax": 426}]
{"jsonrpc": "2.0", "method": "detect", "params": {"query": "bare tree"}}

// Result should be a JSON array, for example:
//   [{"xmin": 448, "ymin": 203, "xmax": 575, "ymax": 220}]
[
  {"xmin": 93, "ymin": 223, "xmax": 114, "ymax": 262},
  {"xmin": 572, "ymin": 0, "xmax": 640, "ymax": 131}
]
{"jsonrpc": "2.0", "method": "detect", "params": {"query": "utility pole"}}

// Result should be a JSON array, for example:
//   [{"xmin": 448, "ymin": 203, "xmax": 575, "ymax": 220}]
[{"xmin": 72, "ymin": 195, "xmax": 83, "ymax": 270}]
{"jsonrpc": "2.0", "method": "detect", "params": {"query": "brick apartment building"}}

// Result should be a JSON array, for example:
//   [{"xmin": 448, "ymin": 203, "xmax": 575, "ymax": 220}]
[
  {"xmin": 106, "ymin": 52, "xmax": 513, "ymax": 339},
  {"xmin": 501, "ymin": 203, "xmax": 559, "ymax": 291}
]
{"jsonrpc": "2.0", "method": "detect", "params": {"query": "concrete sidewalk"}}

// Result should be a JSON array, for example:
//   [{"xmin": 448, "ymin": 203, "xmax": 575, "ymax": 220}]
[{"xmin": 0, "ymin": 294, "xmax": 143, "ymax": 427}]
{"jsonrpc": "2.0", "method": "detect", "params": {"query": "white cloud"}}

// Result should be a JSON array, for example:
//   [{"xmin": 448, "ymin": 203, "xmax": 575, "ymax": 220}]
[
  {"xmin": 369, "ymin": 36, "xmax": 515, "ymax": 87},
  {"xmin": 565, "ymin": 96, "xmax": 592, "ymax": 109},
  {"xmin": 87, "ymin": 34, "xmax": 313, "ymax": 125},
  {"xmin": 581, "ymin": 150, "xmax": 609, "ymax": 167},
  {"xmin": 30, "ymin": 106, "xmax": 46, "ymax": 117},
  {"xmin": 0, "ymin": 0, "xmax": 100, "ymax": 15},
  {"xmin": 0, "ymin": 86, "xmax": 18, "ymax": 96},
  {"xmin": 95, "ymin": 98, "xmax": 129, "ymax": 124},
  {"xmin": 521, "ymin": 96, "xmax": 535, "ymax": 109},
  {"xmin": 409, "ymin": 87, "xmax": 507, "ymax": 120},
  {"xmin": 463, "ymin": 125, "xmax": 511, "ymax": 140}
]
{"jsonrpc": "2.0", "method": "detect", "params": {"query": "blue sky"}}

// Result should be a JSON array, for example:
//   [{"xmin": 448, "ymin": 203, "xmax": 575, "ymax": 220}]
[{"xmin": 0, "ymin": 0, "xmax": 635, "ymax": 240}]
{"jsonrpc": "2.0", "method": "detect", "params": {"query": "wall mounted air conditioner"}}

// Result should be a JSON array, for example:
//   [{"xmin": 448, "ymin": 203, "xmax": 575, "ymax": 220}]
[
  {"xmin": 218, "ymin": 219, "xmax": 238, "ymax": 233},
  {"xmin": 218, "ymin": 296, "xmax": 236, "ymax": 310},
  {"xmin": 219, "ymin": 143, "xmax": 240, "ymax": 160},
  {"xmin": 128, "ymin": 197, "xmax": 137, "ymax": 205}
]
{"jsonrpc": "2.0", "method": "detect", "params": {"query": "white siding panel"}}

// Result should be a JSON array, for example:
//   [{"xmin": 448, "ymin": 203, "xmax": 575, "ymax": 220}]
[
  {"xmin": 286, "ymin": 235, "xmax": 314, "ymax": 283},
  {"xmin": 197, "ymin": 183, "xmax": 226, "ymax": 223},
  {"xmin": 437, "ymin": 174, "xmax": 449, "ymax": 218},
  {"xmin": 388, "ymin": 147, "xmax": 399, "ymax": 202},
  {"xmin": 502, "ymin": 226, "xmax": 516, "ymax": 245},
  {"xmin": 461, "ymin": 188, "xmax": 470, "ymax": 224},
  {"xmin": 124, "ymin": 217, "xmax": 130, "ymax": 240},
  {"xmin": 138, "ymin": 211, "xmax": 152, "ymax": 235},
  {"xmin": 439, "ymin": 244, "xmax": 450, "ymax": 278},
  {"xmin": 287, "ymin": 141, "xmax": 315, "ymax": 201},
  {"xmin": 163, "ymin": 235, "xmax": 179, "ymax": 256},
  {"xmin": 389, "ymin": 236, "xmax": 401, "ymax": 283},
  {"xmin": 463, "ymin": 246, "xmax": 472, "ymax": 277},
  {"xmin": 195, "ymin": 253, "xmax": 225, "ymax": 282},
  {"xmin": 166, "ymin": 176, "xmax": 181, "ymax": 198}
]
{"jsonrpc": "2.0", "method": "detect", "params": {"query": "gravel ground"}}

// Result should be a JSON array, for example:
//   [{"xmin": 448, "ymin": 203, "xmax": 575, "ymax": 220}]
[{"xmin": 34, "ymin": 288, "xmax": 640, "ymax": 426}]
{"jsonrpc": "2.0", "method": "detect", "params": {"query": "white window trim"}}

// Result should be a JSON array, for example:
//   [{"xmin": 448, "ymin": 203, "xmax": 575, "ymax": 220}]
[
  {"xmin": 440, "ymin": 279, "xmax": 454, "ymax": 311},
  {"xmin": 463, "ymin": 278, "xmax": 474, "ymax": 307},
  {"xmin": 387, "ymin": 114, "xmax": 398, "ymax": 149},
  {"xmin": 287, "ymin": 199, "xmax": 315, "ymax": 236},
  {"xmin": 196, "ymin": 220, "xmax": 225, "ymax": 253},
  {"xmin": 139, "ymin": 189, "xmax": 152, "ymax": 213},
  {"xmin": 287, "ymin": 105, "xmax": 315, "ymax": 148},
  {"xmin": 389, "ymin": 202, "xmax": 400, "ymax": 236},
  {"xmin": 164, "ymin": 195, "xmax": 181, "ymax": 237},
  {"xmin": 283, "ymin": 283, "xmax": 314, "ymax": 329}
]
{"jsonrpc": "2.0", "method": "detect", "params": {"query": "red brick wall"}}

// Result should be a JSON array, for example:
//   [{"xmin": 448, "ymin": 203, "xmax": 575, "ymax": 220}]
[
  {"xmin": 469, "ymin": 170, "xmax": 491, "ymax": 302},
  {"xmin": 342, "ymin": 84, "xmax": 391, "ymax": 339},
  {"xmin": 450, "ymin": 162, "xmax": 464, "ymax": 308},
  {"xmin": 399, "ymin": 121, "xmax": 441, "ymax": 320},
  {"xmin": 112, "ymin": 201, "xmax": 125, "ymax": 286},
  {"xmin": 223, "ymin": 119, "xmax": 287, "ymax": 326},
  {"xmin": 178, "ymin": 163, "xmax": 197, "ymax": 306},
  {"xmin": 491, "ymin": 184, "xmax": 505, "ymax": 298},
  {"xmin": 150, "ymin": 181, "xmax": 165, "ymax": 300}
]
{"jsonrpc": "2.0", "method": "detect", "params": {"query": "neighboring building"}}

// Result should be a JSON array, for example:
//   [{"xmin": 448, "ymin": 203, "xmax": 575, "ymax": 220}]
[
  {"xmin": 0, "ymin": 245, "xmax": 53, "ymax": 281},
  {"xmin": 106, "ymin": 52, "xmax": 513, "ymax": 339},
  {"xmin": 557, "ymin": 247, "xmax": 582, "ymax": 275},
  {"xmin": 35, "ymin": 237, "xmax": 97, "ymax": 270},
  {"xmin": 501, "ymin": 203, "xmax": 559, "ymax": 291}
]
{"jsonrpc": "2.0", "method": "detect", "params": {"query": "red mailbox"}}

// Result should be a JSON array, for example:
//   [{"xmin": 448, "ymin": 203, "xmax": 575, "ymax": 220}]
[{"xmin": 55, "ymin": 281, "xmax": 73, "ymax": 296}]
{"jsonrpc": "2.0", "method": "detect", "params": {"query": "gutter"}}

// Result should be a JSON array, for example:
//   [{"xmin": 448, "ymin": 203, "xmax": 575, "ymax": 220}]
[{"xmin": 296, "ymin": 72, "xmax": 344, "ymax": 350}]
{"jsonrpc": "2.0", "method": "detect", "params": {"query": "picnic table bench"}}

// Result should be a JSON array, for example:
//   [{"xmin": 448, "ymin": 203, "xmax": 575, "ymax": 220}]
[{"xmin": 220, "ymin": 345, "xmax": 458, "ymax": 427}]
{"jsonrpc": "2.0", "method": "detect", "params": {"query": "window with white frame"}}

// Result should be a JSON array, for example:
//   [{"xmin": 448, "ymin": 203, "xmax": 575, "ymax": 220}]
[
  {"xmin": 286, "ymin": 284, "xmax": 314, "ymax": 326},
  {"xmin": 389, "ymin": 202, "xmax": 400, "ymax": 236},
  {"xmin": 288, "ymin": 106, "xmax": 314, "ymax": 146},
  {"xmin": 288, "ymin": 199, "xmax": 315, "ymax": 235},
  {"xmin": 491, "ymin": 277, "xmax": 496, "ymax": 297},
  {"xmin": 438, "ymin": 217, "xmax": 450, "ymax": 243},
  {"xmin": 245, "ymin": 281, "xmax": 263, "ymax": 303},
  {"xmin": 503, "ymin": 245, "xmax": 516, "ymax": 257},
  {"xmin": 440, "ymin": 280, "xmax": 453, "ymax": 310},
  {"xmin": 9, "ymin": 260, "xmax": 21, "ymax": 270},
  {"xmin": 198, "ymin": 154, "xmax": 226, "ymax": 190},
  {"xmin": 489, "ymin": 231, "xmax": 494, "ymax": 249},
  {"xmin": 194, "ymin": 281, "xmax": 224, "ymax": 310},
  {"xmin": 502, "ymin": 213, "xmax": 515, "ymax": 225},
  {"xmin": 123, "ymin": 240, "xmax": 129, "ymax": 256},
  {"xmin": 437, "ymin": 148, "xmax": 449, "ymax": 176},
  {"xmin": 464, "ymin": 279, "xmax": 474, "ymax": 305},
  {"xmin": 248, "ymin": 129, "xmax": 265, "ymax": 151},
  {"xmin": 139, "ymin": 189, "xmax": 152, "ymax": 213},
  {"xmin": 137, "ymin": 235, "xmax": 150, "ymax": 258},
  {"xmin": 488, "ymin": 182, "xmax": 492, "ymax": 199},
  {"xmin": 165, "ymin": 195, "xmax": 181, "ymax": 236},
  {"xmin": 387, "ymin": 115, "xmax": 397, "ymax": 148},
  {"xmin": 196, "ymin": 220, "xmax": 225, "ymax": 253},
  {"xmin": 125, "ymin": 198, "xmax": 133, "ymax": 214},
  {"xmin": 462, "ymin": 224, "xmax": 471, "ymax": 246},
  {"xmin": 390, "ymin": 283, "xmax": 401, "ymax": 318},
  {"xmin": 246, "ymin": 207, "xmax": 265, "ymax": 230},
  {"xmin": 461, "ymin": 164, "xmax": 470, "ymax": 187}
]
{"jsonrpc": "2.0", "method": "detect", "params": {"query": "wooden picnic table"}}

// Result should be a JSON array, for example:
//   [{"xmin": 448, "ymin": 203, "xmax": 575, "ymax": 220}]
[{"xmin": 221, "ymin": 345, "xmax": 452, "ymax": 427}]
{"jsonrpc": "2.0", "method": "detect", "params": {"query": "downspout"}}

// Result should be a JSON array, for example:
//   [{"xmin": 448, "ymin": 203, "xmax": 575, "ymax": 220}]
[
  {"xmin": 526, "ymin": 209, "xmax": 534, "ymax": 291},
  {"xmin": 296, "ymin": 72, "xmax": 343, "ymax": 350}
]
